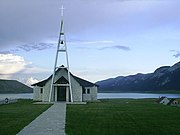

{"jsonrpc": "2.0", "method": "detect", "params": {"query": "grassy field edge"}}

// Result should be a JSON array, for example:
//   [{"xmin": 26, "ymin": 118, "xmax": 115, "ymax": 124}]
[
  {"xmin": 0, "ymin": 99, "xmax": 51, "ymax": 135},
  {"xmin": 66, "ymin": 99, "xmax": 180, "ymax": 135}
]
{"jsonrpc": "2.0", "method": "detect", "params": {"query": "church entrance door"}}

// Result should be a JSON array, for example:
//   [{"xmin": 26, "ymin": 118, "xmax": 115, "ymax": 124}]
[{"xmin": 57, "ymin": 86, "xmax": 66, "ymax": 101}]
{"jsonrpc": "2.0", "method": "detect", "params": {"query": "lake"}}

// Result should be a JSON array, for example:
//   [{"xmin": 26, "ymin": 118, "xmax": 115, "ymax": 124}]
[
  {"xmin": 0, "ymin": 93, "xmax": 33, "ymax": 100},
  {"xmin": 1, "ymin": 93, "xmax": 180, "ymax": 101},
  {"xmin": 98, "ymin": 93, "xmax": 180, "ymax": 99}
]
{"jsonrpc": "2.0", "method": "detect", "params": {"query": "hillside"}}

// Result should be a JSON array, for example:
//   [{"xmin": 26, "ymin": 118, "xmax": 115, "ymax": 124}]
[
  {"xmin": 0, "ymin": 79, "xmax": 33, "ymax": 93},
  {"xmin": 96, "ymin": 61, "xmax": 180, "ymax": 93}
]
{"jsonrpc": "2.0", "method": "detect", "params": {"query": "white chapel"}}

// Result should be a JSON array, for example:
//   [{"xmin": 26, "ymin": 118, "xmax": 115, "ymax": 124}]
[{"xmin": 32, "ymin": 66, "xmax": 98, "ymax": 102}]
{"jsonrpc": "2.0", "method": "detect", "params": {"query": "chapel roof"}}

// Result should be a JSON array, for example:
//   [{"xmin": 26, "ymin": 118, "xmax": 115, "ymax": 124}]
[
  {"xmin": 31, "ymin": 67, "xmax": 98, "ymax": 87},
  {"xmin": 157, "ymin": 96, "xmax": 167, "ymax": 103}
]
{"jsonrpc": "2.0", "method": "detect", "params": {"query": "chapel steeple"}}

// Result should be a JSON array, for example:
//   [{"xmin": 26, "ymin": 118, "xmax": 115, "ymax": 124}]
[{"xmin": 49, "ymin": 5, "xmax": 73, "ymax": 102}]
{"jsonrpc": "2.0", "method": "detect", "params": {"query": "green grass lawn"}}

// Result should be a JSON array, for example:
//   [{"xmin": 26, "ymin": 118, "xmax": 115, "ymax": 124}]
[
  {"xmin": 0, "ymin": 99, "xmax": 51, "ymax": 135},
  {"xmin": 66, "ymin": 99, "xmax": 180, "ymax": 135}
]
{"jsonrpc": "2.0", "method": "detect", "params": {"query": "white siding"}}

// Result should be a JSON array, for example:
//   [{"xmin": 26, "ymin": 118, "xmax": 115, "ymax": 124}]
[
  {"xmin": 33, "ymin": 86, "xmax": 43, "ymax": 101},
  {"xmin": 91, "ymin": 86, "xmax": 97, "ymax": 101},
  {"xmin": 41, "ymin": 79, "xmax": 52, "ymax": 102},
  {"xmin": 160, "ymin": 98, "xmax": 170, "ymax": 105},
  {"xmin": 82, "ymin": 86, "xmax": 97, "ymax": 101},
  {"xmin": 71, "ymin": 78, "xmax": 82, "ymax": 102}
]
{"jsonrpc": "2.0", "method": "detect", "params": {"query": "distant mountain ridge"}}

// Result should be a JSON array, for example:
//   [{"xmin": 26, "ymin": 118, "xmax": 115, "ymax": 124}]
[
  {"xmin": 0, "ymin": 79, "xmax": 33, "ymax": 93},
  {"xmin": 96, "ymin": 61, "xmax": 180, "ymax": 93}
]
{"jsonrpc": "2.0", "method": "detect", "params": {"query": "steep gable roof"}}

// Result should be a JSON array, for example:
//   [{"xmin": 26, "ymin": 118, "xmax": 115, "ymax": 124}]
[
  {"xmin": 32, "ymin": 79, "xmax": 48, "ymax": 87},
  {"xmin": 32, "ymin": 67, "xmax": 97, "ymax": 87},
  {"xmin": 157, "ymin": 96, "xmax": 167, "ymax": 103},
  {"xmin": 72, "ymin": 75, "xmax": 98, "ymax": 87}
]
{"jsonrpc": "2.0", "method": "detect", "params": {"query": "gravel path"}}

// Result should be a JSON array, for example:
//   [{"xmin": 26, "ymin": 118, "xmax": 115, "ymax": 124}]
[{"xmin": 17, "ymin": 102, "xmax": 66, "ymax": 135}]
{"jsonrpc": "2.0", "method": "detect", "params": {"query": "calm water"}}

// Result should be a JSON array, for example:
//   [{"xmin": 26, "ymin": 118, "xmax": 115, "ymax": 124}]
[
  {"xmin": 98, "ymin": 93, "xmax": 180, "ymax": 99},
  {"xmin": 1, "ymin": 93, "xmax": 180, "ymax": 100},
  {"xmin": 0, "ymin": 93, "xmax": 33, "ymax": 100}
]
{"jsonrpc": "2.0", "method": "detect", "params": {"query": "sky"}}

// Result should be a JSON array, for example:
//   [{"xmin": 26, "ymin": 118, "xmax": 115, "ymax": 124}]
[{"xmin": 0, "ymin": 0, "xmax": 180, "ymax": 85}]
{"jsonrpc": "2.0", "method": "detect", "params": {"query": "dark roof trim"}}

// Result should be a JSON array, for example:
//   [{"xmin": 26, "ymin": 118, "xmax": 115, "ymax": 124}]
[
  {"xmin": 72, "ymin": 75, "xmax": 98, "ymax": 87},
  {"xmin": 31, "ymin": 79, "xmax": 48, "ymax": 87}
]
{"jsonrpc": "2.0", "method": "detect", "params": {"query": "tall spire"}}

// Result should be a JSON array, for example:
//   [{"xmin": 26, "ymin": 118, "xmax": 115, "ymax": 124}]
[
  {"xmin": 49, "ymin": 5, "xmax": 73, "ymax": 102},
  {"xmin": 61, "ymin": 5, "xmax": 64, "ymax": 17}
]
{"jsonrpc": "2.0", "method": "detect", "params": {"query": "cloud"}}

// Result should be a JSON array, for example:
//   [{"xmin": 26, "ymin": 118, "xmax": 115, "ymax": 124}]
[
  {"xmin": 17, "ymin": 42, "xmax": 55, "ymax": 52},
  {"xmin": 99, "ymin": 45, "xmax": 131, "ymax": 51},
  {"xmin": 170, "ymin": 50, "xmax": 180, "ymax": 58},
  {"xmin": 26, "ymin": 77, "xmax": 39, "ymax": 86},
  {"xmin": 0, "ymin": 39, "xmax": 114, "ymax": 54},
  {"xmin": 68, "ymin": 39, "xmax": 114, "ymax": 45},
  {"xmin": 0, "ymin": 53, "xmax": 51, "ymax": 77},
  {"xmin": 0, "ymin": 42, "xmax": 56, "ymax": 54},
  {"xmin": 0, "ymin": 51, "xmax": 12, "ymax": 54},
  {"xmin": 0, "ymin": 0, "xmax": 60, "ymax": 49},
  {"xmin": 0, "ymin": 54, "xmax": 28, "ymax": 75},
  {"xmin": 75, "ymin": 47, "xmax": 91, "ymax": 50},
  {"xmin": 22, "ymin": 65, "xmax": 51, "ymax": 74},
  {"xmin": 0, "ymin": 0, "xmax": 179, "ymax": 53},
  {"xmin": 0, "ymin": 74, "xmax": 12, "ymax": 80},
  {"xmin": 174, "ymin": 53, "xmax": 180, "ymax": 58},
  {"xmin": 1, "ymin": 0, "xmax": 178, "ymax": 48},
  {"xmin": 74, "ymin": 43, "xmax": 131, "ymax": 51}
]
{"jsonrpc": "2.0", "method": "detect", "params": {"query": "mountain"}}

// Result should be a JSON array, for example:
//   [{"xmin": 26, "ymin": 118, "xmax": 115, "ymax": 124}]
[
  {"xmin": 0, "ymin": 79, "xmax": 33, "ymax": 93},
  {"xmin": 96, "ymin": 61, "xmax": 180, "ymax": 93}
]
